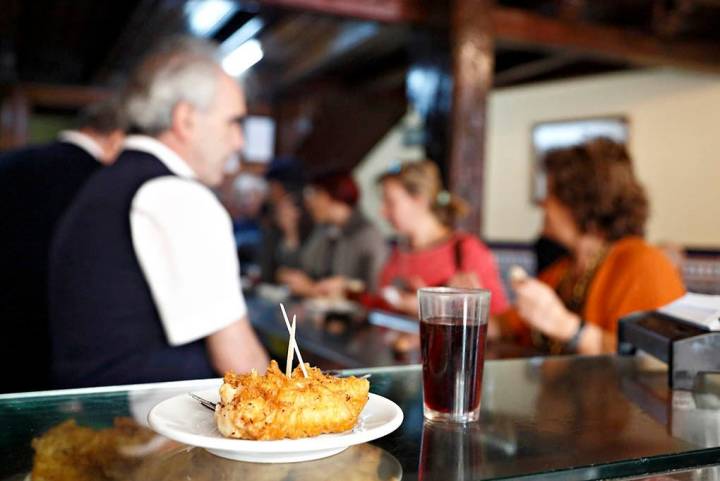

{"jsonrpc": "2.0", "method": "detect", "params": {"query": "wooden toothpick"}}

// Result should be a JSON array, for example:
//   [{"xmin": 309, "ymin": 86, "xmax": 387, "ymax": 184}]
[
  {"xmin": 285, "ymin": 315, "xmax": 296, "ymax": 377},
  {"xmin": 280, "ymin": 304, "xmax": 308, "ymax": 378}
]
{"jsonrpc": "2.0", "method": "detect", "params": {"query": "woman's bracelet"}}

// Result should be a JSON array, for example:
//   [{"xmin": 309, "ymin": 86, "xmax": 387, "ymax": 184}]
[{"xmin": 565, "ymin": 317, "xmax": 586, "ymax": 353}]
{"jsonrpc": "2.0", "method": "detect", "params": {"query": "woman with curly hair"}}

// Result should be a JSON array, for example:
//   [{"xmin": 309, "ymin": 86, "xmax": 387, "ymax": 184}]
[{"xmin": 508, "ymin": 138, "xmax": 685, "ymax": 354}]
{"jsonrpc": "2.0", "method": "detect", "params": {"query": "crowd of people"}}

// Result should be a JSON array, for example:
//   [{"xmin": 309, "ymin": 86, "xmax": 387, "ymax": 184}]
[{"xmin": 0, "ymin": 36, "xmax": 685, "ymax": 393}]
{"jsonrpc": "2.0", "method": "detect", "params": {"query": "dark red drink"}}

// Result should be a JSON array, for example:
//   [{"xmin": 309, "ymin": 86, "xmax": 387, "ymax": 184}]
[{"xmin": 420, "ymin": 317, "xmax": 488, "ymax": 420}]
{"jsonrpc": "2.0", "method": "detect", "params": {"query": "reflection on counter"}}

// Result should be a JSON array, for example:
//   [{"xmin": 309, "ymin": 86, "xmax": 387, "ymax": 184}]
[
  {"xmin": 620, "ymin": 361, "xmax": 720, "ymax": 452},
  {"xmin": 31, "ymin": 418, "xmax": 159, "ymax": 481},
  {"xmin": 29, "ymin": 417, "xmax": 401, "ymax": 481},
  {"xmin": 672, "ymin": 374, "xmax": 720, "ymax": 450},
  {"xmin": 418, "ymin": 420, "xmax": 517, "ymax": 481},
  {"xmin": 625, "ymin": 465, "xmax": 720, "ymax": 481},
  {"xmin": 132, "ymin": 443, "xmax": 401, "ymax": 481}
]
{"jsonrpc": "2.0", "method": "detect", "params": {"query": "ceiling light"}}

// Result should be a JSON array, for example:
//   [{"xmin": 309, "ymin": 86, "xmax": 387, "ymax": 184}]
[
  {"xmin": 185, "ymin": 0, "xmax": 238, "ymax": 37},
  {"xmin": 220, "ymin": 17, "xmax": 264, "ymax": 55},
  {"xmin": 222, "ymin": 39, "xmax": 263, "ymax": 77}
]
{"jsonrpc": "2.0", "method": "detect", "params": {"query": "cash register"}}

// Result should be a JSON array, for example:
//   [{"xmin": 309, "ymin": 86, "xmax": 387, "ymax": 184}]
[{"xmin": 618, "ymin": 304, "xmax": 720, "ymax": 390}]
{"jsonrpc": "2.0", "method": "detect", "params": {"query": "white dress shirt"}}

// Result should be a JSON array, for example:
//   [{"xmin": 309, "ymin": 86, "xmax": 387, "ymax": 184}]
[
  {"xmin": 58, "ymin": 130, "xmax": 104, "ymax": 161},
  {"xmin": 124, "ymin": 135, "xmax": 246, "ymax": 346}
]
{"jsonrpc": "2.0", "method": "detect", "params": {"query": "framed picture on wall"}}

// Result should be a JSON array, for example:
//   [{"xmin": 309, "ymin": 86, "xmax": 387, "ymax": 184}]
[{"xmin": 531, "ymin": 116, "xmax": 629, "ymax": 203}]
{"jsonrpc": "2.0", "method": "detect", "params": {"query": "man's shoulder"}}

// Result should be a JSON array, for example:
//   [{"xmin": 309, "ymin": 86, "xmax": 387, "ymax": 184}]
[
  {"xmin": 116, "ymin": 148, "xmax": 160, "ymax": 161},
  {"xmin": 0, "ymin": 142, "xmax": 97, "ymax": 192},
  {"xmin": 133, "ymin": 176, "xmax": 227, "ymax": 220},
  {"xmin": 36, "ymin": 140, "xmax": 95, "ymax": 160},
  {"xmin": 135, "ymin": 174, "xmax": 212, "ymax": 197},
  {"xmin": 93, "ymin": 150, "xmax": 174, "ymax": 189},
  {"xmin": 112, "ymin": 149, "xmax": 170, "ymax": 172},
  {"xmin": 0, "ymin": 141, "xmax": 67, "ymax": 167}
]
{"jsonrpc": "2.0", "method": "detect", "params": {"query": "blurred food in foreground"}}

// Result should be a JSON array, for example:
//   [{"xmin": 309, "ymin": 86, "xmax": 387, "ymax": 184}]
[
  {"xmin": 31, "ymin": 417, "xmax": 157, "ymax": 481},
  {"xmin": 30, "ymin": 416, "xmax": 399, "ymax": 481}
]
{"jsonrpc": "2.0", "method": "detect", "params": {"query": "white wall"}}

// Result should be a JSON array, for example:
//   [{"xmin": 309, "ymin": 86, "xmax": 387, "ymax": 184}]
[{"xmin": 485, "ymin": 68, "xmax": 720, "ymax": 247}]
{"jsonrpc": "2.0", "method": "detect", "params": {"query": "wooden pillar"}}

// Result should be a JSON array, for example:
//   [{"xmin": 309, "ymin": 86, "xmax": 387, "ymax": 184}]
[
  {"xmin": 0, "ymin": 87, "xmax": 29, "ymax": 150},
  {"xmin": 448, "ymin": 0, "xmax": 494, "ymax": 235}
]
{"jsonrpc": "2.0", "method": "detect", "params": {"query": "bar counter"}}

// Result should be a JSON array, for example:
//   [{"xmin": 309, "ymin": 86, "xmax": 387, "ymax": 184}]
[
  {"xmin": 3, "ymin": 355, "xmax": 720, "ymax": 480},
  {"xmin": 245, "ymin": 295, "xmax": 536, "ymax": 369},
  {"xmin": 245, "ymin": 295, "xmax": 418, "ymax": 368}
]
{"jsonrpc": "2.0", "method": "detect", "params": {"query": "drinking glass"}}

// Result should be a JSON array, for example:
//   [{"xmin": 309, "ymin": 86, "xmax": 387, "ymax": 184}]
[{"xmin": 418, "ymin": 287, "xmax": 490, "ymax": 422}]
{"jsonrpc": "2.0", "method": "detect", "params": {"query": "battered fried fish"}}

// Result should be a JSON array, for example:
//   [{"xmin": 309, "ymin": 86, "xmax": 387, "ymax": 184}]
[{"xmin": 215, "ymin": 360, "xmax": 370, "ymax": 440}]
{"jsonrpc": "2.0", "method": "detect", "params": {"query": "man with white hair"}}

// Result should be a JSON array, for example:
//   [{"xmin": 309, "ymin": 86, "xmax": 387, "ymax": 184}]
[{"xmin": 49, "ymin": 37, "xmax": 269, "ymax": 388}]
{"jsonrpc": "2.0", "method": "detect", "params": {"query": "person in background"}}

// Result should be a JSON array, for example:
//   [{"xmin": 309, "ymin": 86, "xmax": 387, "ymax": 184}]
[
  {"xmin": 0, "ymin": 98, "xmax": 126, "ymax": 393},
  {"xmin": 258, "ymin": 158, "xmax": 313, "ymax": 283},
  {"xmin": 377, "ymin": 160, "xmax": 509, "ymax": 323},
  {"xmin": 278, "ymin": 172, "xmax": 388, "ymax": 298},
  {"xmin": 49, "ymin": 37, "xmax": 268, "ymax": 388},
  {"xmin": 226, "ymin": 173, "xmax": 269, "ymax": 273},
  {"xmin": 507, "ymin": 138, "xmax": 685, "ymax": 355},
  {"xmin": 534, "ymin": 235, "xmax": 568, "ymax": 275}
]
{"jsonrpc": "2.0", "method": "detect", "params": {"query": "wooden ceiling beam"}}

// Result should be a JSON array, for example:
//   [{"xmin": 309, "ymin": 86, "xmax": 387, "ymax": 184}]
[
  {"xmin": 492, "ymin": 6, "xmax": 720, "ymax": 73},
  {"xmin": 263, "ymin": 17, "xmax": 407, "ymax": 94},
  {"xmin": 275, "ymin": 21, "xmax": 377, "ymax": 89},
  {"xmin": 494, "ymin": 54, "xmax": 580, "ymax": 87},
  {"xmin": 259, "ymin": 0, "xmax": 720, "ymax": 72},
  {"xmin": 258, "ymin": 0, "xmax": 428, "ymax": 23},
  {"xmin": 20, "ymin": 83, "xmax": 112, "ymax": 109}
]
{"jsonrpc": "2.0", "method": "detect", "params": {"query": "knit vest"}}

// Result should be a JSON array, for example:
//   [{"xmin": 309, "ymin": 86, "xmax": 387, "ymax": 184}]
[{"xmin": 49, "ymin": 150, "xmax": 215, "ymax": 388}]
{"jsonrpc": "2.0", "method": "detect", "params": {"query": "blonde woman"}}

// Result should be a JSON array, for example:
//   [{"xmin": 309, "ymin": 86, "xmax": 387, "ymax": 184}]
[{"xmin": 377, "ymin": 161, "xmax": 509, "ymax": 319}]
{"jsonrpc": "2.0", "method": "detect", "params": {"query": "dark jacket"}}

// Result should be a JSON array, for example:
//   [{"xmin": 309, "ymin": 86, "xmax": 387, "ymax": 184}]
[
  {"xmin": 300, "ymin": 209, "xmax": 388, "ymax": 293},
  {"xmin": 49, "ymin": 150, "xmax": 215, "ymax": 389},
  {"xmin": 0, "ymin": 141, "xmax": 100, "ymax": 393}
]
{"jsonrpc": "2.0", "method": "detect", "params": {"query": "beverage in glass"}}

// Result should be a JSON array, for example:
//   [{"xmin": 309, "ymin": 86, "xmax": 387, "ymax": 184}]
[{"xmin": 418, "ymin": 287, "xmax": 490, "ymax": 422}]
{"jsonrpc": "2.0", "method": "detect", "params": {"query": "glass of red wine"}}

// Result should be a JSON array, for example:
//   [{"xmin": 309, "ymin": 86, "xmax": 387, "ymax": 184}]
[{"xmin": 418, "ymin": 287, "xmax": 491, "ymax": 422}]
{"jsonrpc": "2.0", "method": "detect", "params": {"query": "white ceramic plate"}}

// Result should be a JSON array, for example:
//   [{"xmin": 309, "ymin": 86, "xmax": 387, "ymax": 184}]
[{"xmin": 147, "ymin": 389, "xmax": 403, "ymax": 463}]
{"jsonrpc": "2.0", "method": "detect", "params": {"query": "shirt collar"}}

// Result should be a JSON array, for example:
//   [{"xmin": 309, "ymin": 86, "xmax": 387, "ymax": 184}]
[
  {"xmin": 57, "ymin": 130, "xmax": 104, "ymax": 162},
  {"xmin": 122, "ymin": 135, "xmax": 196, "ymax": 179}
]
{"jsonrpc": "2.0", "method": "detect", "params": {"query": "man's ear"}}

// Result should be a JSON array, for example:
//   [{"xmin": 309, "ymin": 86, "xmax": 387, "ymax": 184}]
[{"xmin": 170, "ymin": 101, "xmax": 195, "ymax": 141}]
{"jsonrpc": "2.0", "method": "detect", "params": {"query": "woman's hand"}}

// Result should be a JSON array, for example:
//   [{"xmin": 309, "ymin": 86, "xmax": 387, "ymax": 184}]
[
  {"xmin": 513, "ymin": 277, "xmax": 579, "ymax": 342},
  {"xmin": 381, "ymin": 287, "xmax": 421, "ymax": 315},
  {"xmin": 381, "ymin": 276, "xmax": 426, "ymax": 315},
  {"xmin": 395, "ymin": 290, "xmax": 420, "ymax": 315},
  {"xmin": 315, "ymin": 276, "xmax": 347, "ymax": 298}
]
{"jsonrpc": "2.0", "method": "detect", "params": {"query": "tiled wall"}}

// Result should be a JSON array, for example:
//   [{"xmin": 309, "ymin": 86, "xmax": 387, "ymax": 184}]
[{"xmin": 683, "ymin": 253, "xmax": 720, "ymax": 295}]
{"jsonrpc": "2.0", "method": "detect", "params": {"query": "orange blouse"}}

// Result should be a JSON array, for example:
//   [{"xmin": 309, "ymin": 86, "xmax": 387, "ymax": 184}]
[{"xmin": 507, "ymin": 237, "xmax": 685, "ymax": 347}]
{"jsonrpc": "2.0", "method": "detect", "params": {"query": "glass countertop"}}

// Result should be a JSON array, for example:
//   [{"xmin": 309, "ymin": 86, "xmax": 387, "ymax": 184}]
[
  {"xmin": 3, "ymin": 355, "xmax": 720, "ymax": 480},
  {"xmin": 623, "ymin": 465, "xmax": 720, "ymax": 481}
]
